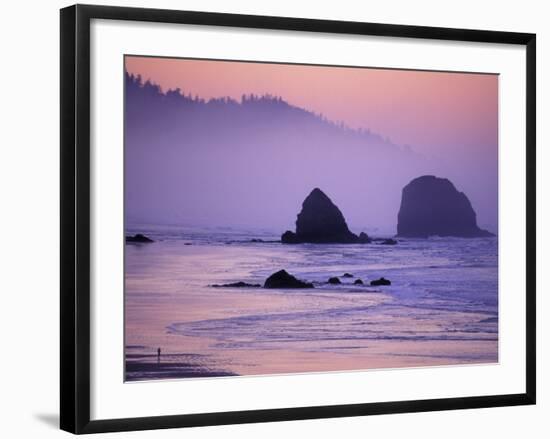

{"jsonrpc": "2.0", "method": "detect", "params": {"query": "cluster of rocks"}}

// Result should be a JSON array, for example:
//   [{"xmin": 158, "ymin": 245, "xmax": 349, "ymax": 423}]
[
  {"xmin": 326, "ymin": 273, "xmax": 390, "ymax": 287},
  {"xmin": 211, "ymin": 270, "xmax": 391, "ymax": 290}
]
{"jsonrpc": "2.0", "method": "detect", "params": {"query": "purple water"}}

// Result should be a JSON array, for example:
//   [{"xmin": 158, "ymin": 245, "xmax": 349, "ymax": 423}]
[{"xmin": 125, "ymin": 225, "xmax": 498, "ymax": 381}]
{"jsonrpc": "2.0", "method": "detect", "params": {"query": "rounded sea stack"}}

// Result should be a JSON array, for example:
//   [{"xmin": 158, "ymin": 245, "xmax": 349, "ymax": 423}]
[{"xmin": 397, "ymin": 176, "xmax": 494, "ymax": 238}]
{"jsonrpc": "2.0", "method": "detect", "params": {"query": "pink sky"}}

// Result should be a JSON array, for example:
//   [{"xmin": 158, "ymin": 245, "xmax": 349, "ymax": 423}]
[{"xmin": 125, "ymin": 56, "xmax": 498, "ymax": 158}]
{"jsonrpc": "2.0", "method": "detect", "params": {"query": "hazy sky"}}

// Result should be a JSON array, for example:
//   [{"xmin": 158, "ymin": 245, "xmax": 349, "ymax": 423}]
[
  {"xmin": 125, "ymin": 56, "xmax": 498, "ymax": 234},
  {"xmin": 125, "ymin": 56, "xmax": 498, "ymax": 160}
]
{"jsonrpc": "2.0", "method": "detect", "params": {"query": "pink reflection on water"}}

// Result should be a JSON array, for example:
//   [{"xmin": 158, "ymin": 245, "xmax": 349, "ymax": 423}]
[{"xmin": 125, "ymin": 239, "xmax": 497, "ymax": 381}]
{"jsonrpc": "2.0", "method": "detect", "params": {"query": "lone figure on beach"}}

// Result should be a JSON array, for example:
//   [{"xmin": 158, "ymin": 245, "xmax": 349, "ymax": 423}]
[{"xmin": 157, "ymin": 347, "xmax": 161, "ymax": 363}]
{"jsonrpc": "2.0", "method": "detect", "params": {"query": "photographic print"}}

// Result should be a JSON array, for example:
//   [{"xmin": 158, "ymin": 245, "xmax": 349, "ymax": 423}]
[{"xmin": 124, "ymin": 56, "xmax": 498, "ymax": 382}]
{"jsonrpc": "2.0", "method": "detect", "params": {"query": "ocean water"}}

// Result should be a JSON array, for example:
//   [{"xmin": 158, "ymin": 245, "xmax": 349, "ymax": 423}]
[{"xmin": 125, "ymin": 225, "xmax": 498, "ymax": 381}]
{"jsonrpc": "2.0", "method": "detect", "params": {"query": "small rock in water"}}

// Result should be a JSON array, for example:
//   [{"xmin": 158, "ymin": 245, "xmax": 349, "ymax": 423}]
[
  {"xmin": 328, "ymin": 277, "xmax": 341, "ymax": 285},
  {"xmin": 342, "ymin": 273, "xmax": 354, "ymax": 278},
  {"xmin": 354, "ymin": 279, "xmax": 364, "ymax": 285},
  {"xmin": 250, "ymin": 238, "xmax": 264, "ymax": 243},
  {"xmin": 126, "ymin": 233, "xmax": 154, "ymax": 243},
  {"xmin": 211, "ymin": 281, "xmax": 261, "ymax": 288},
  {"xmin": 370, "ymin": 277, "xmax": 391, "ymax": 286},
  {"xmin": 264, "ymin": 270, "xmax": 314, "ymax": 289},
  {"xmin": 358, "ymin": 232, "xmax": 372, "ymax": 243},
  {"xmin": 281, "ymin": 230, "xmax": 299, "ymax": 243},
  {"xmin": 380, "ymin": 238, "xmax": 398, "ymax": 245}
]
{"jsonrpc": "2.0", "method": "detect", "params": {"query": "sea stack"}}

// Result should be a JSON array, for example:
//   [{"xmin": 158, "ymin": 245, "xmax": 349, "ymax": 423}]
[
  {"xmin": 281, "ymin": 188, "xmax": 360, "ymax": 243},
  {"xmin": 397, "ymin": 176, "xmax": 494, "ymax": 238}
]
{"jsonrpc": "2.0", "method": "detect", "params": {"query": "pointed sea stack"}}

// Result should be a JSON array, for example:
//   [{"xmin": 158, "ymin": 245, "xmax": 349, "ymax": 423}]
[
  {"xmin": 397, "ymin": 176, "xmax": 494, "ymax": 238},
  {"xmin": 281, "ymin": 188, "xmax": 360, "ymax": 243}
]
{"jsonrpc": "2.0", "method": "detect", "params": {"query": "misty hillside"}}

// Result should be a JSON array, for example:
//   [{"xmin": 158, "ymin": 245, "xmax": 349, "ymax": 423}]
[
  {"xmin": 125, "ymin": 73, "xmax": 410, "ymax": 148},
  {"xmin": 124, "ymin": 72, "xmax": 437, "ymax": 233}
]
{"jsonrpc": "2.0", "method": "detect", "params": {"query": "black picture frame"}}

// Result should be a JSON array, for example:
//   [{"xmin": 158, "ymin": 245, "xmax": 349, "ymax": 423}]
[{"xmin": 60, "ymin": 4, "xmax": 536, "ymax": 434}]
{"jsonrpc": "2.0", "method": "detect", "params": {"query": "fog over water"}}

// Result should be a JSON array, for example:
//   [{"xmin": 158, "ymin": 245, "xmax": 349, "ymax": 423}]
[{"xmin": 124, "ymin": 72, "xmax": 497, "ymax": 235}]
